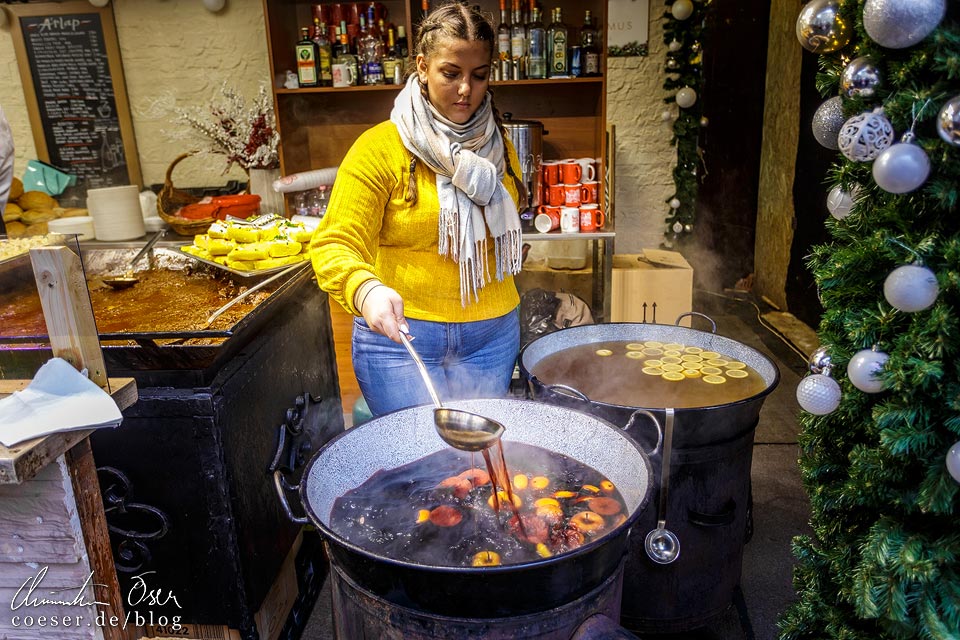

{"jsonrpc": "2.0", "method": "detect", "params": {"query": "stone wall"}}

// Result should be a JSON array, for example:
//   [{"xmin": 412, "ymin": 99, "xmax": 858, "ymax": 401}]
[{"xmin": 1, "ymin": 1, "xmax": 673, "ymax": 250}]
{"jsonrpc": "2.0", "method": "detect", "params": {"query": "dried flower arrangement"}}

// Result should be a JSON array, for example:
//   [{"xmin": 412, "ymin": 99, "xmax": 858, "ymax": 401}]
[{"xmin": 175, "ymin": 82, "xmax": 280, "ymax": 172}]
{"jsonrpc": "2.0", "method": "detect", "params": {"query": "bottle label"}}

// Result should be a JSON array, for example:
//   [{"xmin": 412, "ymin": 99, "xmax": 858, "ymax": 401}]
[
  {"xmin": 318, "ymin": 48, "xmax": 333, "ymax": 81},
  {"xmin": 296, "ymin": 45, "xmax": 318, "ymax": 85},
  {"xmin": 498, "ymin": 33, "xmax": 510, "ymax": 60},
  {"xmin": 584, "ymin": 52, "xmax": 600, "ymax": 75},
  {"xmin": 363, "ymin": 61, "xmax": 384, "ymax": 84},
  {"xmin": 550, "ymin": 33, "xmax": 567, "ymax": 74}
]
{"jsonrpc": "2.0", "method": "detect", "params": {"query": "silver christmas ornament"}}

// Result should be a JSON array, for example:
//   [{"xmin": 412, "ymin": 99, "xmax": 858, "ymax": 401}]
[
  {"xmin": 863, "ymin": 0, "xmax": 946, "ymax": 49},
  {"xmin": 676, "ymin": 87, "xmax": 698, "ymax": 108},
  {"xmin": 872, "ymin": 137, "xmax": 930, "ymax": 194},
  {"xmin": 812, "ymin": 96, "xmax": 845, "ymax": 150},
  {"xmin": 826, "ymin": 184, "xmax": 860, "ymax": 220},
  {"xmin": 700, "ymin": 117, "xmax": 709, "ymax": 127},
  {"xmin": 937, "ymin": 96, "xmax": 960, "ymax": 147},
  {"xmin": 847, "ymin": 347, "xmax": 889, "ymax": 394},
  {"xmin": 796, "ymin": 0, "xmax": 851, "ymax": 53},
  {"xmin": 683, "ymin": 223, "xmax": 693, "ymax": 233},
  {"xmin": 671, "ymin": 0, "xmax": 694, "ymax": 21},
  {"xmin": 947, "ymin": 441, "xmax": 960, "ymax": 484},
  {"xmin": 884, "ymin": 264, "xmax": 939, "ymax": 312},
  {"xmin": 672, "ymin": 221, "xmax": 684, "ymax": 233},
  {"xmin": 666, "ymin": 59, "xmax": 680, "ymax": 70},
  {"xmin": 840, "ymin": 57, "xmax": 883, "ymax": 99},
  {"xmin": 808, "ymin": 345, "xmax": 832, "ymax": 374},
  {"xmin": 838, "ymin": 108, "xmax": 894, "ymax": 162},
  {"xmin": 796, "ymin": 373, "xmax": 842, "ymax": 415},
  {"xmin": 669, "ymin": 198, "xmax": 681, "ymax": 209},
  {"xmin": 668, "ymin": 39, "xmax": 682, "ymax": 52}
]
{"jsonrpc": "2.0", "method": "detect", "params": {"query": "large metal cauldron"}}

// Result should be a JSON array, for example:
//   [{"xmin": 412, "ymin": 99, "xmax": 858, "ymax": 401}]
[
  {"xmin": 280, "ymin": 399, "xmax": 653, "ymax": 620},
  {"xmin": 519, "ymin": 322, "xmax": 780, "ymax": 632}
]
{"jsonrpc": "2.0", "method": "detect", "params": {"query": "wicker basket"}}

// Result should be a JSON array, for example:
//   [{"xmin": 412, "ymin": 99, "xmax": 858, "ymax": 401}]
[{"xmin": 156, "ymin": 153, "xmax": 216, "ymax": 236}]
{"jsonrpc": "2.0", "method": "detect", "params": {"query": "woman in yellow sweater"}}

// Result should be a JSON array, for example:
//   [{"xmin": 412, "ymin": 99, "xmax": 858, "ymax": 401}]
[{"xmin": 310, "ymin": 2, "xmax": 525, "ymax": 416}]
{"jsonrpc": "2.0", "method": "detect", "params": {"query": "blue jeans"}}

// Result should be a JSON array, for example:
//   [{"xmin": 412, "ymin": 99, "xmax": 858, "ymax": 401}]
[{"xmin": 352, "ymin": 309, "xmax": 520, "ymax": 417}]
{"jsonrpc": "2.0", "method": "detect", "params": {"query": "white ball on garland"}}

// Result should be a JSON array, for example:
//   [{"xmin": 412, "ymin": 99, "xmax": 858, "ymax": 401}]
[
  {"xmin": 668, "ymin": 39, "xmax": 682, "ymax": 52},
  {"xmin": 884, "ymin": 264, "xmax": 939, "ymax": 312},
  {"xmin": 872, "ymin": 137, "xmax": 930, "ymax": 194},
  {"xmin": 826, "ymin": 184, "xmax": 860, "ymax": 220},
  {"xmin": 669, "ymin": 198, "xmax": 682, "ymax": 209},
  {"xmin": 797, "ymin": 373, "xmax": 842, "ymax": 415},
  {"xmin": 671, "ymin": 0, "xmax": 694, "ymax": 21},
  {"xmin": 937, "ymin": 96, "xmax": 960, "ymax": 147},
  {"xmin": 812, "ymin": 96, "xmax": 845, "ymax": 150},
  {"xmin": 847, "ymin": 348, "xmax": 889, "ymax": 393},
  {"xmin": 947, "ymin": 441, "xmax": 960, "ymax": 484},
  {"xmin": 676, "ymin": 87, "xmax": 698, "ymax": 109},
  {"xmin": 838, "ymin": 108, "xmax": 894, "ymax": 162},
  {"xmin": 863, "ymin": 0, "xmax": 946, "ymax": 49}
]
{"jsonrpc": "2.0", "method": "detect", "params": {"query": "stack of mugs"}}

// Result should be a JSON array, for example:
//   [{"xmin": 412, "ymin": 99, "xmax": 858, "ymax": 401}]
[{"xmin": 534, "ymin": 158, "xmax": 605, "ymax": 234}]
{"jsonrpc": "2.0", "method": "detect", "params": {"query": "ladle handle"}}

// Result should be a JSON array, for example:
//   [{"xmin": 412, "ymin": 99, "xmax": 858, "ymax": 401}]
[
  {"xmin": 129, "ymin": 229, "xmax": 167, "ymax": 269},
  {"xmin": 205, "ymin": 262, "xmax": 304, "ymax": 326},
  {"xmin": 399, "ymin": 332, "xmax": 443, "ymax": 409},
  {"xmin": 657, "ymin": 407, "xmax": 676, "ymax": 524}
]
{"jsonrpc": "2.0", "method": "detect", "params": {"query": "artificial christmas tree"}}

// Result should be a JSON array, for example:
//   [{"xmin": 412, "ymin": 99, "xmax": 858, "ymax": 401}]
[{"xmin": 785, "ymin": 0, "xmax": 960, "ymax": 638}]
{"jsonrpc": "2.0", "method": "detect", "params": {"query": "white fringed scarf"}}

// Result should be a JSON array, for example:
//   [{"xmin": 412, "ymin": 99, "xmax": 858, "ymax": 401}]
[{"xmin": 390, "ymin": 75, "xmax": 523, "ymax": 306}]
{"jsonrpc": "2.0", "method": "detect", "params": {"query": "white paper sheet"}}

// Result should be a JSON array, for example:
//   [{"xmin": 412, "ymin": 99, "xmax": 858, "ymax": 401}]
[{"xmin": 0, "ymin": 358, "xmax": 122, "ymax": 447}]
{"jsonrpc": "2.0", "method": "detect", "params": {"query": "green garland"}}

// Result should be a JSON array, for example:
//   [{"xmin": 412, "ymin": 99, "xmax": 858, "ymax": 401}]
[
  {"xmin": 781, "ymin": 2, "xmax": 960, "ymax": 638},
  {"xmin": 661, "ymin": 0, "xmax": 709, "ymax": 248}
]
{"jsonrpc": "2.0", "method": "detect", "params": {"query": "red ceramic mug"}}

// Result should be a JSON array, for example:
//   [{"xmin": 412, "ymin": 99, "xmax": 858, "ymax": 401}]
[
  {"xmin": 544, "ymin": 183, "xmax": 565, "ymax": 207},
  {"xmin": 562, "ymin": 183, "xmax": 582, "ymax": 207},
  {"xmin": 534, "ymin": 206, "xmax": 561, "ymax": 233},
  {"xmin": 580, "ymin": 181, "xmax": 599, "ymax": 204},
  {"xmin": 579, "ymin": 204, "xmax": 605, "ymax": 232},
  {"xmin": 541, "ymin": 161, "xmax": 562, "ymax": 186},
  {"xmin": 560, "ymin": 160, "xmax": 582, "ymax": 185}
]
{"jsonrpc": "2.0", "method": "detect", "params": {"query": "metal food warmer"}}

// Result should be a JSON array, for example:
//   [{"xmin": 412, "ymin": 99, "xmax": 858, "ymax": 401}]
[{"xmin": 0, "ymin": 243, "xmax": 344, "ymax": 639}]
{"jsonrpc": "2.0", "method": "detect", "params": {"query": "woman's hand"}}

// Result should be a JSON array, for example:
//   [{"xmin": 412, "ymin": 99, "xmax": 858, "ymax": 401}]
[{"xmin": 360, "ymin": 284, "xmax": 408, "ymax": 342}]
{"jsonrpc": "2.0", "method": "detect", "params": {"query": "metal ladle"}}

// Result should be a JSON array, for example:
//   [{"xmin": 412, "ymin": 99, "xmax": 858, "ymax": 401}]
[
  {"xmin": 644, "ymin": 407, "xmax": 680, "ymax": 564},
  {"xmin": 398, "ymin": 332, "xmax": 505, "ymax": 452},
  {"xmin": 102, "ymin": 230, "xmax": 167, "ymax": 290}
]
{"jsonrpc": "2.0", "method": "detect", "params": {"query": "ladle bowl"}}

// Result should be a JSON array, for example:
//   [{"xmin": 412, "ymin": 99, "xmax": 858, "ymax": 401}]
[
  {"xmin": 102, "ymin": 229, "xmax": 167, "ymax": 289},
  {"xmin": 398, "ymin": 332, "xmax": 505, "ymax": 451}
]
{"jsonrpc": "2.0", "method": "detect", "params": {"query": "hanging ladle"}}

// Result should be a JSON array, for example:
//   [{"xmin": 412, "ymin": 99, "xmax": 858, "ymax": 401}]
[
  {"xmin": 398, "ymin": 332, "xmax": 505, "ymax": 452},
  {"xmin": 102, "ymin": 230, "xmax": 167, "ymax": 290},
  {"xmin": 643, "ymin": 407, "xmax": 681, "ymax": 564}
]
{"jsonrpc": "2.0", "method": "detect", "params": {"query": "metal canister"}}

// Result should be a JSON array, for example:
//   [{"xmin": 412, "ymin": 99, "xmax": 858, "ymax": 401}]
[
  {"xmin": 500, "ymin": 113, "xmax": 545, "ymax": 214},
  {"xmin": 570, "ymin": 45, "xmax": 583, "ymax": 77}
]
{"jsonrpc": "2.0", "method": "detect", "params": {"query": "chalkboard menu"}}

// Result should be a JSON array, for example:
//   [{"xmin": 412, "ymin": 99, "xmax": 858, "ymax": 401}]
[{"xmin": 10, "ymin": 2, "xmax": 141, "ymax": 197}]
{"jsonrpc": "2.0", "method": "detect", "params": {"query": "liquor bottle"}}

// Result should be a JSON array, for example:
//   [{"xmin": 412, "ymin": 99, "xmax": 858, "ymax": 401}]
[
  {"xmin": 580, "ymin": 10, "xmax": 601, "ymax": 77},
  {"xmin": 547, "ymin": 7, "xmax": 568, "ymax": 78},
  {"xmin": 420, "ymin": 0, "xmax": 430, "ymax": 21},
  {"xmin": 312, "ymin": 18, "xmax": 334, "ymax": 86},
  {"xmin": 296, "ymin": 27, "xmax": 319, "ymax": 87},
  {"xmin": 497, "ymin": 0, "xmax": 512, "ymax": 80},
  {"xmin": 383, "ymin": 27, "xmax": 401, "ymax": 85},
  {"xmin": 510, "ymin": 0, "xmax": 527, "ymax": 79},
  {"xmin": 336, "ymin": 31, "xmax": 360, "ymax": 86},
  {"xmin": 396, "ymin": 25, "xmax": 409, "ymax": 59},
  {"xmin": 526, "ymin": 6, "xmax": 546, "ymax": 79},
  {"xmin": 359, "ymin": 7, "xmax": 385, "ymax": 85}
]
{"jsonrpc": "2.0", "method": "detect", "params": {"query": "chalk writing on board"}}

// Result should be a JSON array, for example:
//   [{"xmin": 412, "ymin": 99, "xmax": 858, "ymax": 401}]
[{"xmin": 20, "ymin": 13, "xmax": 128, "ymax": 190}]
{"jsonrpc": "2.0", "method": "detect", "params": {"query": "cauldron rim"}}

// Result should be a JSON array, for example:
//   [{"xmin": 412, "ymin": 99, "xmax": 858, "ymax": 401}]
[
  {"xmin": 299, "ymin": 399, "xmax": 651, "ymax": 574},
  {"xmin": 519, "ymin": 322, "xmax": 782, "ymax": 413}
]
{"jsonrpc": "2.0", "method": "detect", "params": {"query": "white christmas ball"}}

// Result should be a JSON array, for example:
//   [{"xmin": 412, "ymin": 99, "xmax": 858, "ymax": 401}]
[
  {"xmin": 662, "ymin": 110, "xmax": 675, "ymax": 122},
  {"xmin": 671, "ymin": 0, "xmax": 695, "ymax": 21},
  {"xmin": 884, "ymin": 264, "xmax": 939, "ymax": 312},
  {"xmin": 826, "ymin": 184, "xmax": 860, "ymax": 220},
  {"xmin": 797, "ymin": 374, "xmax": 842, "ymax": 415},
  {"xmin": 668, "ymin": 40, "xmax": 683, "ymax": 52},
  {"xmin": 847, "ymin": 348, "xmax": 889, "ymax": 393},
  {"xmin": 863, "ymin": 0, "xmax": 946, "ymax": 49},
  {"xmin": 203, "ymin": 0, "xmax": 227, "ymax": 10},
  {"xmin": 676, "ymin": 87, "xmax": 697, "ymax": 109},
  {"xmin": 669, "ymin": 198, "xmax": 682, "ymax": 209},
  {"xmin": 872, "ymin": 142, "xmax": 930, "ymax": 194},
  {"xmin": 946, "ymin": 441, "xmax": 960, "ymax": 484},
  {"xmin": 88, "ymin": 0, "xmax": 110, "ymax": 6},
  {"xmin": 838, "ymin": 109, "xmax": 895, "ymax": 162}
]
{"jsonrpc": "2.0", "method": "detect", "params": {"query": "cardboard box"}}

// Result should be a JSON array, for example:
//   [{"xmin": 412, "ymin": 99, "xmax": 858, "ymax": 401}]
[{"xmin": 611, "ymin": 250, "xmax": 694, "ymax": 326}]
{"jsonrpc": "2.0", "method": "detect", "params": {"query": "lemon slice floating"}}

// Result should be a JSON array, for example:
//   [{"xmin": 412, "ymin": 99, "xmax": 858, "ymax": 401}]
[
  {"xmin": 626, "ymin": 343, "xmax": 646, "ymax": 351},
  {"xmin": 663, "ymin": 343, "xmax": 684, "ymax": 351},
  {"xmin": 642, "ymin": 367, "xmax": 664, "ymax": 376},
  {"xmin": 642, "ymin": 347, "xmax": 664, "ymax": 356},
  {"xmin": 706, "ymin": 358, "xmax": 729, "ymax": 367},
  {"xmin": 663, "ymin": 350, "xmax": 682, "ymax": 357},
  {"xmin": 725, "ymin": 369, "xmax": 749, "ymax": 378},
  {"xmin": 644, "ymin": 359, "xmax": 663, "ymax": 367},
  {"xmin": 725, "ymin": 361, "xmax": 746, "ymax": 370},
  {"xmin": 682, "ymin": 361, "xmax": 703, "ymax": 370},
  {"xmin": 700, "ymin": 351, "xmax": 720, "ymax": 359},
  {"xmin": 681, "ymin": 354, "xmax": 703, "ymax": 362},
  {"xmin": 662, "ymin": 371, "xmax": 685, "ymax": 381},
  {"xmin": 703, "ymin": 375, "xmax": 726, "ymax": 384},
  {"xmin": 661, "ymin": 363, "xmax": 684, "ymax": 372},
  {"xmin": 700, "ymin": 366, "xmax": 723, "ymax": 375},
  {"xmin": 625, "ymin": 351, "xmax": 645, "ymax": 359},
  {"xmin": 683, "ymin": 369, "xmax": 702, "ymax": 378},
  {"xmin": 596, "ymin": 349, "xmax": 613, "ymax": 356},
  {"xmin": 661, "ymin": 356, "xmax": 683, "ymax": 364},
  {"xmin": 644, "ymin": 341, "xmax": 664, "ymax": 348},
  {"xmin": 684, "ymin": 346, "xmax": 703, "ymax": 354}
]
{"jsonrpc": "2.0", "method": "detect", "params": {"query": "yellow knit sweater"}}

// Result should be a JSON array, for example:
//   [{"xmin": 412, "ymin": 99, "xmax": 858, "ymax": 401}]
[{"xmin": 310, "ymin": 121, "xmax": 522, "ymax": 322}]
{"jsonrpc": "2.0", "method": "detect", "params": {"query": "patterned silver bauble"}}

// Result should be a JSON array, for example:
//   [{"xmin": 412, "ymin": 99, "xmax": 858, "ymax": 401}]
[
  {"xmin": 826, "ymin": 184, "xmax": 860, "ymax": 220},
  {"xmin": 812, "ymin": 96, "xmax": 845, "ymax": 150},
  {"xmin": 838, "ymin": 108, "xmax": 895, "ymax": 162},
  {"xmin": 672, "ymin": 221, "xmax": 684, "ymax": 234},
  {"xmin": 863, "ymin": 0, "xmax": 946, "ymax": 49},
  {"xmin": 808, "ymin": 345, "xmax": 832, "ymax": 374},
  {"xmin": 796, "ymin": 0, "xmax": 851, "ymax": 53},
  {"xmin": 937, "ymin": 96, "xmax": 960, "ymax": 147},
  {"xmin": 840, "ymin": 57, "xmax": 882, "ymax": 99},
  {"xmin": 668, "ymin": 39, "xmax": 682, "ymax": 52},
  {"xmin": 683, "ymin": 223, "xmax": 693, "ymax": 234}
]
